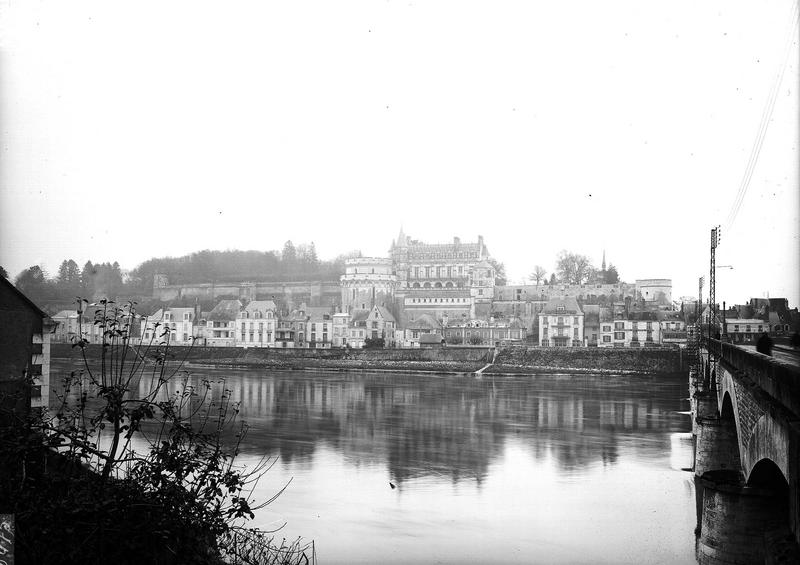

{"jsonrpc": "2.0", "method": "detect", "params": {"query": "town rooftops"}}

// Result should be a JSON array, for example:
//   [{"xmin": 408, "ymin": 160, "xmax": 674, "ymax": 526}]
[
  {"xmin": 245, "ymin": 300, "xmax": 277, "ymax": 313},
  {"xmin": 207, "ymin": 300, "xmax": 242, "ymax": 321},
  {"xmin": 406, "ymin": 313, "xmax": 441, "ymax": 330},
  {"xmin": 541, "ymin": 296, "xmax": 583, "ymax": 315}
]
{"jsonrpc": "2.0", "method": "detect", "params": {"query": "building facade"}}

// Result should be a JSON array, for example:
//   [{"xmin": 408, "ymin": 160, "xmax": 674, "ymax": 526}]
[
  {"xmin": 235, "ymin": 300, "xmax": 277, "ymax": 347},
  {"xmin": 340, "ymin": 257, "xmax": 397, "ymax": 313},
  {"xmin": 538, "ymin": 297, "xmax": 584, "ymax": 347}
]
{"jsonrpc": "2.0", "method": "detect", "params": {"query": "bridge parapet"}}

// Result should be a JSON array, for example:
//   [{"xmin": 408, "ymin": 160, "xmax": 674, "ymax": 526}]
[{"xmin": 705, "ymin": 338, "xmax": 800, "ymax": 419}]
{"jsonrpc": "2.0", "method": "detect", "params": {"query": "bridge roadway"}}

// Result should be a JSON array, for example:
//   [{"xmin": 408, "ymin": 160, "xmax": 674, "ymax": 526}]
[
  {"xmin": 737, "ymin": 344, "xmax": 800, "ymax": 367},
  {"xmin": 693, "ymin": 338, "xmax": 800, "ymax": 564}
]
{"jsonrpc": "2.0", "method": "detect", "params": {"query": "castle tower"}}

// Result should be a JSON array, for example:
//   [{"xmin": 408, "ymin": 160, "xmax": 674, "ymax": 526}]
[
  {"xmin": 391, "ymin": 226, "xmax": 409, "ymax": 289},
  {"xmin": 340, "ymin": 257, "xmax": 397, "ymax": 313}
]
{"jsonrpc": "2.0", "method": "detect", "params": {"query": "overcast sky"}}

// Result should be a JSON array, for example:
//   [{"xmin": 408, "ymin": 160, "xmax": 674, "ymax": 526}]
[{"xmin": 1, "ymin": 0, "xmax": 798, "ymax": 306}]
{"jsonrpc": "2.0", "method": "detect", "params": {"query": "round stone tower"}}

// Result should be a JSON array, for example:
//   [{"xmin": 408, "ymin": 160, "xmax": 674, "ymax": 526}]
[{"xmin": 340, "ymin": 257, "xmax": 397, "ymax": 313}]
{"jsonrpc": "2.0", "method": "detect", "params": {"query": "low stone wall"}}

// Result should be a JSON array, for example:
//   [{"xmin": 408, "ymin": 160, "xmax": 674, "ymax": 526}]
[
  {"xmin": 52, "ymin": 344, "xmax": 683, "ymax": 375},
  {"xmin": 491, "ymin": 346, "xmax": 684, "ymax": 374}
]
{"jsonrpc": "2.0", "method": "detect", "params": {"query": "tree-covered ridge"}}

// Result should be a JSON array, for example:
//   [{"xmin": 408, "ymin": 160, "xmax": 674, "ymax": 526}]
[
  {"xmin": 129, "ymin": 243, "xmax": 361, "ymax": 289},
  {"xmin": 4, "ymin": 242, "xmax": 362, "ymax": 311}
]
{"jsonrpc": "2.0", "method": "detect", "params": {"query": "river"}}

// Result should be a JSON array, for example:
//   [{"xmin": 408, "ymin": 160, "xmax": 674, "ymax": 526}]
[{"xmin": 53, "ymin": 365, "xmax": 698, "ymax": 563}]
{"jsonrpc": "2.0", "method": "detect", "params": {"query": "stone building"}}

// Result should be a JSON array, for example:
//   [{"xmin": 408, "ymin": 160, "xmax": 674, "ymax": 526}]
[
  {"xmin": 538, "ymin": 296, "xmax": 584, "ymax": 347},
  {"xmin": 340, "ymin": 257, "xmax": 397, "ymax": 313},
  {"xmin": 389, "ymin": 228, "xmax": 496, "ymax": 326}
]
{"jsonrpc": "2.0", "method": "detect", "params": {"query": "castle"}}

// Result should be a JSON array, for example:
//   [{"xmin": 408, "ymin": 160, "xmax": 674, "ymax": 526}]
[
  {"xmin": 341, "ymin": 228, "xmax": 496, "ymax": 327},
  {"xmin": 153, "ymin": 229, "xmax": 673, "ymax": 335}
]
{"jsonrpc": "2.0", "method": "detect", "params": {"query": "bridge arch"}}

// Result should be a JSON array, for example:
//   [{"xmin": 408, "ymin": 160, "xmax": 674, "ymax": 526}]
[{"xmin": 744, "ymin": 414, "xmax": 790, "ymax": 486}]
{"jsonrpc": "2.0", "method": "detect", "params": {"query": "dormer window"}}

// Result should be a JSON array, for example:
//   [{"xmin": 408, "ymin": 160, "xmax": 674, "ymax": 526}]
[{"xmin": 556, "ymin": 306, "xmax": 565, "ymax": 313}]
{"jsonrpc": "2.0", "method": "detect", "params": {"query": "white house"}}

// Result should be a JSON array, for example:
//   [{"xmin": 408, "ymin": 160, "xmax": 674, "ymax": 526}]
[
  {"xmin": 235, "ymin": 300, "xmax": 277, "ymax": 347},
  {"xmin": 538, "ymin": 296, "xmax": 584, "ymax": 347}
]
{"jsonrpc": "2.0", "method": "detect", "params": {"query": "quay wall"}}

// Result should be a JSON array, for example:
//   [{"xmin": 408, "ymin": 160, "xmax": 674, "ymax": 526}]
[
  {"xmin": 492, "ymin": 346, "xmax": 684, "ymax": 374},
  {"xmin": 51, "ymin": 344, "xmax": 684, "ymax": 375}
]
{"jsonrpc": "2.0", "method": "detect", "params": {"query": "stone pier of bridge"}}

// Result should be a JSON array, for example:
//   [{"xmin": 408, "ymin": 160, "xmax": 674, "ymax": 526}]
[{"xmin": 690, "ymin": 338, "xmax": 800, "ymax": 564}]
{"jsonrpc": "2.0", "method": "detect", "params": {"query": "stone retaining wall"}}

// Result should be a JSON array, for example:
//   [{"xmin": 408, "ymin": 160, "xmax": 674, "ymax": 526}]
[{"xmin": 52, "ymin": 344, "xmax": 683, "ymax": 374}]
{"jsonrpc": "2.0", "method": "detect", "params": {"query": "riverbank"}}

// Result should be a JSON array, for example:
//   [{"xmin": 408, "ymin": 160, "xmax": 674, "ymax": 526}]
[{"xmin": 51, "ymin": 343, "xmax": 685, "ymax": 375}]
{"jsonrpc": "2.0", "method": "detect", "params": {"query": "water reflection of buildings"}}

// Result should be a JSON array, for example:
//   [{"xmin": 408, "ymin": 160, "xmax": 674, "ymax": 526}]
[{"xmin": 136, "ymin": 371, "xmax": 689, "ymax": 485}]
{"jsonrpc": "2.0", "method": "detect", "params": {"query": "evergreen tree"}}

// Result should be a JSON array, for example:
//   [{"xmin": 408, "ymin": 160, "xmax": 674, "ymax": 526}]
[
  {"xmin": 81, "ymin": 261, "xmax": 96, "ymax": 297},
  {"xmin": 15, "ymin": 265, "xmax": 49, "ymax": 305},
  {"xmin": 605, "ymin": 265, "xmax": 620, "ymax": 284}
]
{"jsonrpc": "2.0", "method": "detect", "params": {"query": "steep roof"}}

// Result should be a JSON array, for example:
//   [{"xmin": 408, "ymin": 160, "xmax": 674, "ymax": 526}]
[
  {"xmin": 208, "ymin": 300, "xmax": 242, "ymax": 321},
  {"xmin": 406, "ymin": 313, "xmax": 441, "ymax": 330},
  {"xmin": 541, "ymin": 296, "xmax": 583, "ymax": 315},
  {"xmin": 245, "ymin": 300, "xmax": 277, "ymax": 313},
  {"xmin": 374, "ymin": 305, "xmax": 396, "ymax": 323}
]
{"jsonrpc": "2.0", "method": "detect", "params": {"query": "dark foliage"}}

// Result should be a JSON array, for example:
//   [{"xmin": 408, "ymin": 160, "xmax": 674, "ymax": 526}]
[
  {"xmin": 363, "ymin": 337, "xmax": 385, "ymax": 348},
  {"xmin": 0, "ymin": 300, "xmax": 313, "ymax": 565}
]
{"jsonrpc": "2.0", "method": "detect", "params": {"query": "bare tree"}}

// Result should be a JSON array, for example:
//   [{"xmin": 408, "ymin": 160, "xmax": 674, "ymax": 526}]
[
  {"xmin": 529, "ymin": 265, "xmax": 547, "ymax": 285},
  {"xmin": 555, "ymin": 251, "xmax": 594, "ymax": 285}
]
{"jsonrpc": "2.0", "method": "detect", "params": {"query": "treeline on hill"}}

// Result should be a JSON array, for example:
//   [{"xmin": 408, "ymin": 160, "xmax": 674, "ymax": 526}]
[
  {"xmin": 133, "ymin": 242, "xmax": 358, "ymax": 287},
  {"xmin": 529, "ymin": 250, "xmax": 621, "ymax": 286},
  {"xmin": 2, "ymin": 241, "xmax": 361, "ymax": 312}
]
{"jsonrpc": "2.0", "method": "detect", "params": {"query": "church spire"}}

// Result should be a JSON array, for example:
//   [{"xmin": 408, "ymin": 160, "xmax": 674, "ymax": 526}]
[
  {"xmin": 601, "ymin": 249, "xmax": 606, "ymax": 272},
  {"xmin": 396, "ymin": 225, "xmax": 407, "ymax": 248}
]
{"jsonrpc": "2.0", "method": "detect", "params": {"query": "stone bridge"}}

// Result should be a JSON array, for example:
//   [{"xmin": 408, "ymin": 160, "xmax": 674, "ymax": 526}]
[{"xmin": 692, "ymin": 338, "xmax": 800, "ymax": 564}]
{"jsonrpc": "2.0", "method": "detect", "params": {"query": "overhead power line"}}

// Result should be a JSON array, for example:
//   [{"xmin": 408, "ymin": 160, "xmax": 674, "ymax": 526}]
[{"xmin": 723, "ymin": 0, "xmax": 799, "ymax": 231}]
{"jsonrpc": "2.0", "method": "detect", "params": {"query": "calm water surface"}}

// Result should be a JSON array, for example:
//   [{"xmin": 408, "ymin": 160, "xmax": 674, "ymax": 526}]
[{"xmin": 57, "ymin": 366, "xmax": 698, "ymax": 564}]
